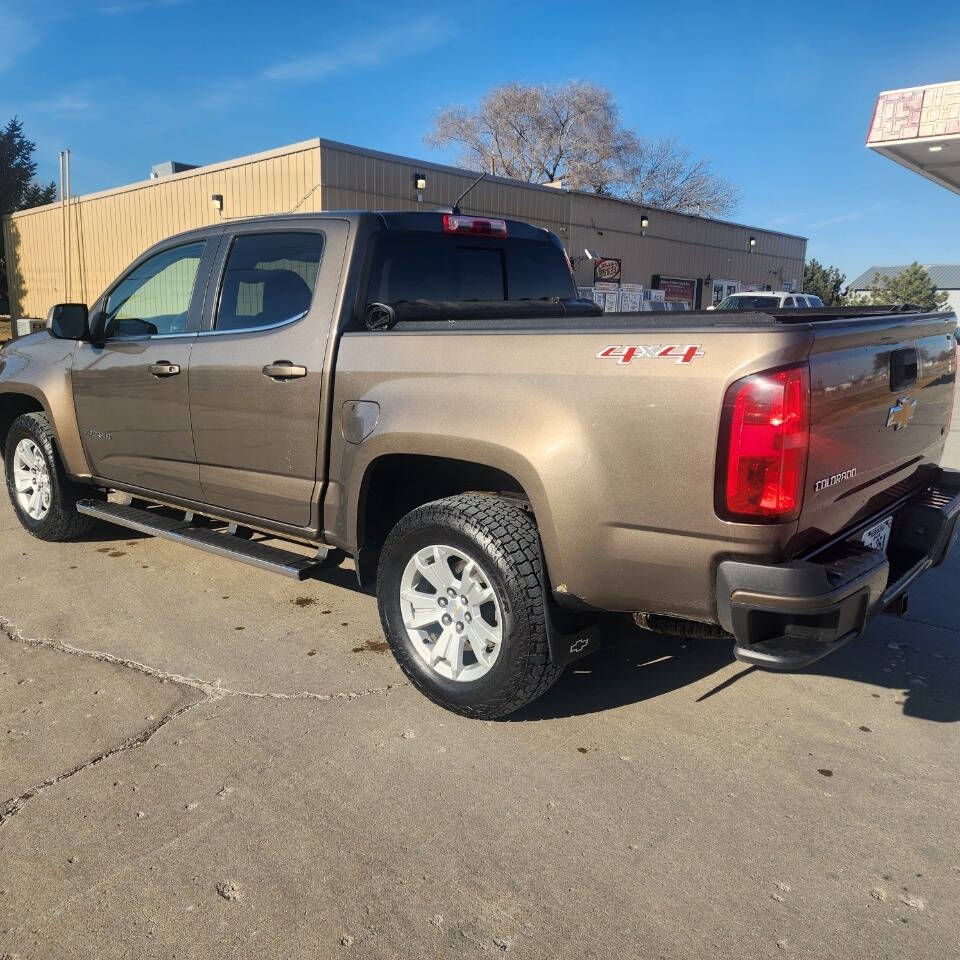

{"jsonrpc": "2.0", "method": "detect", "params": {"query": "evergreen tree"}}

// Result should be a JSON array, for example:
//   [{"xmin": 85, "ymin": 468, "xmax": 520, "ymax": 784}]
[
  {"xmin": 868, "ymin": 263, "xmax": 949, "ymax": 311},
  {"xmin": 1, "ymin": 117, "xmax": 57, "ymax": 303}
]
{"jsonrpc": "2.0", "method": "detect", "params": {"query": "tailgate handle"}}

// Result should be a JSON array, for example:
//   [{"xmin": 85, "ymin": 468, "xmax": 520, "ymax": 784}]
[{"xmin": 890, "ymin": 348, "xmax": 917, "ymax": 392}]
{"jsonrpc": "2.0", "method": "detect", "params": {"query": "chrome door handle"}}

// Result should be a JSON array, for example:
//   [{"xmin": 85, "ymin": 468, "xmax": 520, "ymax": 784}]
[
  {"xmin": 262, "ymin": 361, "xmax": 307, "ymax": 380},
  {"xmin": 148, "ymin": 362, "xmax": 181, "ymax": 377}
]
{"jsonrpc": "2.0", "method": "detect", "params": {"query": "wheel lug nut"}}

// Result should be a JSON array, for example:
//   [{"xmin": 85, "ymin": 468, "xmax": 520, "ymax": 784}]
[
  {"xmin": 465, "ymin": 612, "xmax": 472, "ymax": 622},
  {"xmin": 446, "ymin": 587, "xmax": 457, "ymax": 598},
  {"xmin": 438, "ymin": 597, "xmax": 448, "ymax": 607},
  {"xmin": 455, "ymin": 622, "xmax": 464, "ymax": 633},
  {"xmin": 460, "ymin": 596, "xmax": 468, "ymax": 604},
  {"xmin": 442, "ymin": 613, "xmax": 452, "ymax": 625}
]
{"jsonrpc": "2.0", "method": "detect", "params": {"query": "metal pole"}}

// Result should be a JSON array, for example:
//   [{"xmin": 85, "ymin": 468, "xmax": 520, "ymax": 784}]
[
  {"xmin": 59, "ymin": 152, "xmax": 66, "ymax": 302},
  {"xmin": 65, "ymin": 149, "xmax": 71, "ymax": 302}
]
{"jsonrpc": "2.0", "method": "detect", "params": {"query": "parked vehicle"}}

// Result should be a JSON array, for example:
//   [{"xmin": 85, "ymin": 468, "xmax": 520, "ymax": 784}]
[
  {"xmin": 711, "ymin": 291, "xmax": 824, "ymax": 310},
  {"xmin": 1, "ymin": 211, "xmax": 958, "ymax": 717}
]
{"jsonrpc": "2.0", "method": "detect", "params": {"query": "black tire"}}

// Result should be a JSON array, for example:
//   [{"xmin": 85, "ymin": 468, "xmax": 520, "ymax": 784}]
[
  {"xmin": 377, "ymin": 493, "xmax": 562, "ymax": 719},
  {"xmin": 3, "ymin": 412, "xmax": 98, "ymax": 542}
]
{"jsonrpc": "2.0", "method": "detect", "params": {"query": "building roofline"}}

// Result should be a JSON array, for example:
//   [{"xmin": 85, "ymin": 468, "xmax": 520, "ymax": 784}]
[
  {"xmin": 316, "ymin": 137, "xmax": 808, "ymax": 241},
  {"xmin": 5, "ymin": 138, "xmax": 324, "ymax": 221},
  {"xmin": 5, "ymin": 134, "xmax": 806, "ymax": 243}
]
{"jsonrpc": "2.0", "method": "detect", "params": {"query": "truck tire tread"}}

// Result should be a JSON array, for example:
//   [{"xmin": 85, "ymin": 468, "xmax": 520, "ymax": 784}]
[
  {"xmin": 4, "ymin": 412, "xmax": 98, "ymax": 542},
  {"xmin": 378, "ymin": 493, "xmax": 562, "ymax": 719}
]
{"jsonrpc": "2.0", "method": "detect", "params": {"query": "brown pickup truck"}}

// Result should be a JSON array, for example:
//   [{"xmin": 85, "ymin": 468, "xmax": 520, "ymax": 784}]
[{"xmin": 2, "ymin": 210, "xmax": 958, "ymax": 718}]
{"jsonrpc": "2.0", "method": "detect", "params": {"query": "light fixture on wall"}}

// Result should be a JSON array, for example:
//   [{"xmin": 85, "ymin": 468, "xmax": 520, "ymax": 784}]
[
  {"xmin": 640, "ymin": 213, "xmax": 649, "ymax": 237},
  {"xmin": 749, "ymin": 236, "xmax": 757, "ymax": 252},
  {"xmin": 211, "ymin": 194, "xmax": 223, "ymax": 212},
  {"xmin": 414, "ymin": 172, "xmax": 427, "ymax": 202}
]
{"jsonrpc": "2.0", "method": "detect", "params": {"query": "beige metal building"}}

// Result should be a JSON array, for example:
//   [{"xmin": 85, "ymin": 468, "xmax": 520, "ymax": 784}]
[{"xmin": 3, "ymin": 137, "xmax": 806, "ymax": 325}]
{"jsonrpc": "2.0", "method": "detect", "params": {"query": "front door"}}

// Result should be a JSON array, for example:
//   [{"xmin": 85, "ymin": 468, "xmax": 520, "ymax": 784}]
[
  {"xmin": 188, "ymin": 222, "xmax": 345, "ymax": 527},
  {"xmin": 72, "ymin": 237, "xmax": 218, "ymax": 500}
]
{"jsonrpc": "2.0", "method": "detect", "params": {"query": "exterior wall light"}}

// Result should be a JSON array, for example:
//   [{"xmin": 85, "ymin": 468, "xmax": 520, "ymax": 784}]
[
  {"xmin": 211, "ymin": 194, "xmax": 223, "ymax": 212},
  {"xmin": 749, "ymin": 236, "xmax": 757, "ymax": 251},
  {"xmin": 415, "ymin": 172, "xmax": 427, "ymax": 202},
  {"xmin": 640, "ymin": 214, "xmax": 649, "ymax": 237}
]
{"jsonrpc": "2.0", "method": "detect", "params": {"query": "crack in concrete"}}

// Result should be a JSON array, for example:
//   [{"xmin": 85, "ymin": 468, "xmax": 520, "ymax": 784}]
[
  {"xmin": 0, "ymin": 615, "xmax": 407, "ymax": 827},
  {"xmin": 1, "ymin": 697, "xmax": 204, "ymax": 826},
  {"xmin": 901, "ymin": 614, "xmax": 960, "ymax": 637}
]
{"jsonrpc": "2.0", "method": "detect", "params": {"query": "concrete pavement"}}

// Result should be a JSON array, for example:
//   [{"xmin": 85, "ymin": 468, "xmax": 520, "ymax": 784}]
[{"xmin": 2, "ymin": 449, "xmax": 959, "ymax": 958}]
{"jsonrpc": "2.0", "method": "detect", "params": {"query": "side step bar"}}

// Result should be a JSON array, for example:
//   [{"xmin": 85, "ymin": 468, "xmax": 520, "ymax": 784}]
[{"xmin": 76, "ymin": 500, "xmax": 325, "ymax": 580}]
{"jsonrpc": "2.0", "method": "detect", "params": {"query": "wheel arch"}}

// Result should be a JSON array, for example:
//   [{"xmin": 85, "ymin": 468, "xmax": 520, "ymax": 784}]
[
  {"xmin": 354, "ymin": 453, "xmax": 539, "ymax": 587},
  {"xmin": 0, "ymin": 392, "xmax": 47, "ymax": 458}
]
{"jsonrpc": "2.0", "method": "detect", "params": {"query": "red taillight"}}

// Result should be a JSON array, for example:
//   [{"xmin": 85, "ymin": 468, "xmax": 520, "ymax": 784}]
[
  {"xmin": 719, "ymin": 364, "xmax": 810, "ymax": 521},
  {"xmin": 442, "ymin": 214, "xmax": 508, "ymax": 236}
]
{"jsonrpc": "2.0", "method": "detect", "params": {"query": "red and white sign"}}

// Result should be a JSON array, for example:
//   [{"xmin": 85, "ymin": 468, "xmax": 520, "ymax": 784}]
[
  {"xmin": 596, "ymin": 344, "xmax": 704, "ymax": 365},
  {"xmin": 657, "ymin": 276, "xmax": 697, "ymax": 306},
  {"xmin": 593, "ymin": 258, "xmax": 622, "ymax": 283}
]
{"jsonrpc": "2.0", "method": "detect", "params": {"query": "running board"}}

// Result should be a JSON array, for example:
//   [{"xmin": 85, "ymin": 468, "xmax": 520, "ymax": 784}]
[{"xmin": 76, "ymin": 500, "xmax": 325, "ymax": 580}]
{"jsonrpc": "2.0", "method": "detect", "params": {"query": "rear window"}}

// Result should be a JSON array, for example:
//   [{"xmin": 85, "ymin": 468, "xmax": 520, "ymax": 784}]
[
  {"xmin": 719, "ymin": 295, "xmax": 781, "ymax": 310},
  {"xmin": 365, "ymin": 233, "xmax": 575, "ymax": 305}
]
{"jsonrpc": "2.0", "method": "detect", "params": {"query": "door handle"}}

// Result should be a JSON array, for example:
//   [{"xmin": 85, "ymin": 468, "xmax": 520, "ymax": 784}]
[
  {"xmin": 262, "ymin": 361, "xmax": 307, "ymax": 380},
  {"xmin": 148, "ymin": 362, "xmax": 181, "ymax": 377}
]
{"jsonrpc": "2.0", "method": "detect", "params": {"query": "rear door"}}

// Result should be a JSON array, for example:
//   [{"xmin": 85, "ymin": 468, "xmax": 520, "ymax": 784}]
[
  {"xmin": 72, "ymin": 236, "xmax": 220, "ymax": 499},
  {"xmin": 796, "ymin": 312, "xmax": 957, "ymax": 547},
  {"xmin": 188, "ymin": 219, "xmax": 348, "ymax": 527}
]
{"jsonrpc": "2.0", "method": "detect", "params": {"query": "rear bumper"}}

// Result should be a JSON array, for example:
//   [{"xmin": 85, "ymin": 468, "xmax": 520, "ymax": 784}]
[{"xmin": 716, "ymin": 468, "xmax": 960, "ymax": 670}]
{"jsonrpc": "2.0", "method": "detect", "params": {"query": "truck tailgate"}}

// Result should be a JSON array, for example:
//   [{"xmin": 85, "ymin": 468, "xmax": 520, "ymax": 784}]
[{"xmin": 796, "ymin": 312, "xmax": 957, "ymax": 550}]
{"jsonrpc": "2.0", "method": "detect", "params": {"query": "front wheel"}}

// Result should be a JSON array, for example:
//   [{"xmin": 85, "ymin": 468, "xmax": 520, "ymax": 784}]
[
  {"xmin": 4, "ymin": 412, "xmax": 97, "ymax": 542},
  {"xmin": 377, "ymin": 494, "xmax": 562, "ymax": 719}
]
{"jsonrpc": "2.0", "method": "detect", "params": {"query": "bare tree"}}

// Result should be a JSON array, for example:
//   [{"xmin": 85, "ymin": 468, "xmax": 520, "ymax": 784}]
[{"xmin": 427, "ymin": 82, "xmax": 738, "ymax": 218}]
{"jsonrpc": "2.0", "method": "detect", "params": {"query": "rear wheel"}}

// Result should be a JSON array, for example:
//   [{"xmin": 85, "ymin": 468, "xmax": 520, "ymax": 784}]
[
  {"xmin": 377, "ymin": 493, "xmax": 562, "ymax": 718},
  {"xmin": 4, "ymin": 412, "xmax": 97, "ymax": 541}
]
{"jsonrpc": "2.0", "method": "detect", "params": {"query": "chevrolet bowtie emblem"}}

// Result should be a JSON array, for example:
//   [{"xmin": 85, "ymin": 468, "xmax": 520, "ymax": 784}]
[{"xmin": 886, "ymin": 396, "xmax": 917, "ymax": 431}]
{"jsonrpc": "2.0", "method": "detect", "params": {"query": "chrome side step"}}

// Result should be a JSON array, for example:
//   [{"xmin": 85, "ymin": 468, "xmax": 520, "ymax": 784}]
[{"xmin": 76, "ymin": 500, "xmax": 324, "ymax": 580}]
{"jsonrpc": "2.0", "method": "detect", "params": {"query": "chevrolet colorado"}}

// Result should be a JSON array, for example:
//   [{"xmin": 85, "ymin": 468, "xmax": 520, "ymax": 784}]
[{"xmin": 1, "ymin": 210, "xmax": 958, "ymax": 718}]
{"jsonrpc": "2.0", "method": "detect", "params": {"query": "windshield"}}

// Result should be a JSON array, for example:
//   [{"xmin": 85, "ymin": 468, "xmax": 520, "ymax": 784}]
[{"xmin": 716, "ymin": 294, "xmax": 781, "ymax": 310}]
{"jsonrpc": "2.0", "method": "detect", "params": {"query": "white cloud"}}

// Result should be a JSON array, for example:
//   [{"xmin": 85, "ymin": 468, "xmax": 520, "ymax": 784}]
[
  {"xmin": 264, "ymin": 16, "xmax": 455, "ymax": 82},
  {"xmin": 0, "ymin": 4, "xmax": 39, "ymax": 72},
  {"xmin": 807, "ymin": 203, "xmax": 885, "ymax": 230},
  {"xmin": 25, "ymin": 93, "xmax": 96, "ymax": 115},
  {"xmin": 97, "ymin": 0, "xmax": 192, "ymax": 14}
]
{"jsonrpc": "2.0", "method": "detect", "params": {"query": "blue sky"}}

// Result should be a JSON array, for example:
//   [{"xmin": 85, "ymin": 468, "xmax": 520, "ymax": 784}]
[{"xmin": 2, "ymin": 0, "xmax": 958, "ymax": 282}]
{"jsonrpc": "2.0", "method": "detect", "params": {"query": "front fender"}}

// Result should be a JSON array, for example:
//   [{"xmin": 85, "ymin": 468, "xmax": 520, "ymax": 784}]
[{"xmin": 0, "ymin": 333, "xmax": 89, "ymax": 477}]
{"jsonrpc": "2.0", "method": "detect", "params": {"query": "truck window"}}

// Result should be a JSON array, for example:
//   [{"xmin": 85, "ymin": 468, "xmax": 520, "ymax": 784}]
[
  {"xmin": 365, "ymin": 234, "xmax": 575, "ymax": 306},
  {"xmin": 216, "ymin": 232, "xmax": 325, "ymax": 332},
  {"xmin": 102, "ymin": 241, "xmax": 205, "ymax": 338}
]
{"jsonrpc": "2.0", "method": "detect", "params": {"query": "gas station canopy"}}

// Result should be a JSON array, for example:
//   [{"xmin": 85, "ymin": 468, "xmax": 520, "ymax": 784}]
[{"xmin": 867, "ymin": 81, "xmax": 960, "ymax": 194}]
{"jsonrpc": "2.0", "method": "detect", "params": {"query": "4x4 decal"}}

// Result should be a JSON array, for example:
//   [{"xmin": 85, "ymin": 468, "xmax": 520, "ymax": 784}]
[{"xmin": 596, "ymin": 344, "xmax": 704, "ymax": 365}]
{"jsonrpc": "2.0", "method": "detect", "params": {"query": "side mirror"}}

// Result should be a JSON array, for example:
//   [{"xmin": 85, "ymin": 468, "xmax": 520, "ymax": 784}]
[{"xmin": 47, "ymin": 303, "xmax": 89, "ymax": 340}]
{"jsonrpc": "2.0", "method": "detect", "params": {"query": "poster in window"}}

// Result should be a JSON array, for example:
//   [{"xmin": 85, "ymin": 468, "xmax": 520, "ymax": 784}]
[{"xmin": 656, "ymin": 276, "xmax": 697, "ymax": 306}]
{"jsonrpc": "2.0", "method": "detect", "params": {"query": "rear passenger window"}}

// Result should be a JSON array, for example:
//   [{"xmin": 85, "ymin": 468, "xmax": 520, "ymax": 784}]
[{"xmin": 216, "ymin": 232, "xmax": 324, "ymax": 332}]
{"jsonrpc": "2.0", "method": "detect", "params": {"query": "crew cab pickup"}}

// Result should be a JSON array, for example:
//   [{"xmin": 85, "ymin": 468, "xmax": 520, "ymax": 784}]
[{"xmin": 2, "ymin": 210, "xmax": 958, "ymax": 717}]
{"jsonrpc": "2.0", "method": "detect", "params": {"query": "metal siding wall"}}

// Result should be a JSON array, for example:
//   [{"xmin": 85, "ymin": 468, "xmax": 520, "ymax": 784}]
[
  {"xmin": 567, "ymin": 193, "xmax": 806, "ymax": 296},
  {"xmin": 6, "ymin": 144, "xmax": 322, "ymax": 318},
  {"xmin": 318, "ymin": 145, "xmax": 570, "ymax": 239}
]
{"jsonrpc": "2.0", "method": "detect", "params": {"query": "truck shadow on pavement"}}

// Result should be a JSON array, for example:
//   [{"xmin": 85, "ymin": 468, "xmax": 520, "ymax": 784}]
[{"xmin": 510, "ymin": 612, "xmax": 960, "ymax": 723}]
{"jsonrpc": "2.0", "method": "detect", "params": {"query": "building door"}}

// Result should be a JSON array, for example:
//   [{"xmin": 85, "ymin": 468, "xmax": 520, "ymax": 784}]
[
  {"xmin": 72, "ymin": 238, "xmax": 217, "ymax": 500},
  {"xmin": 712, "ymin": 279, "xmax": 739, "ymax": 304},
  {"xmin": 188, "ymin": 223, "xmax": 344, "ymax": 527}
]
